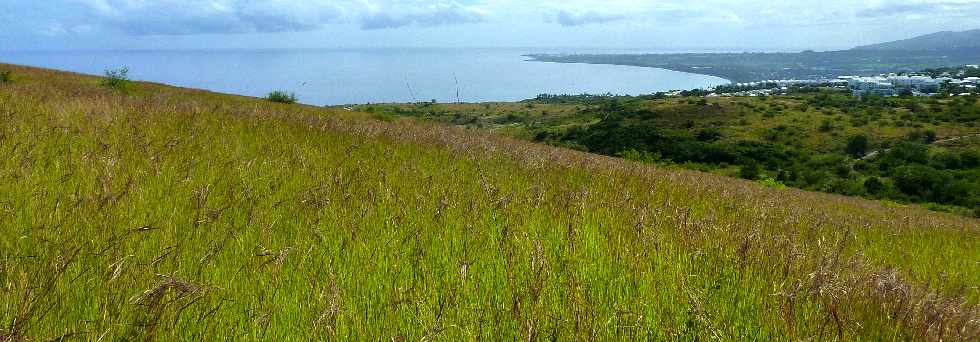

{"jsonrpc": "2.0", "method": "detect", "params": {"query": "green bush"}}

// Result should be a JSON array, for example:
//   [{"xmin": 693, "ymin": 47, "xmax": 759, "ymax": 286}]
[
  {"xmin": 863, "ymin": 176, "xmax": 885, "ymax": 196},
  {"xmin": 758, "ymin": 177, "xmax": 787, "ymax": 189},
  {"xmin": 617, "ymin": 149, "xmax": 662, "ymax": 163},
  {"xmin": 739, "ymin": 162, "xmax": 763, "ymax": 180},
  {"xmin": 0, "ymin": 70, "xmax": 11, "ymax": 83},
  {"xmin": 266, "ymin": 90, "xmax": 297, "ymax": 104},
  {"xmin": 101, "ymin": 67, "xmax": 131, "ymax": 90},
  {"xmin": 846, "ymin": 134, "xmax": 869, "ymax": 157},
  {"xmin": 818, "ymin": 119, "xmax": 834, "ymax": 132}
]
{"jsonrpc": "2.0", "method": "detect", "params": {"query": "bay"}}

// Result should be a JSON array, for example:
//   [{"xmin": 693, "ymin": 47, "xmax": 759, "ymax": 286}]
[{"xmin": 0, "ymin": 48, "xmax": 728, "ymax": 106}]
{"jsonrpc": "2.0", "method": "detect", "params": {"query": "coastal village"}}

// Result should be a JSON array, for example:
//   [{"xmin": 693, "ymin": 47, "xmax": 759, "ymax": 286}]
[{"xmin": 690, "ymin": 64, "xmax": 980, "ymax": 98}]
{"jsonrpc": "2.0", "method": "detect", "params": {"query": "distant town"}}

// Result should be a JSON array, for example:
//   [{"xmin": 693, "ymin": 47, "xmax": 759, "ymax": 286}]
[{"xmin": 675, "ymin": 65, "xmax": 980, "ymax": 98}]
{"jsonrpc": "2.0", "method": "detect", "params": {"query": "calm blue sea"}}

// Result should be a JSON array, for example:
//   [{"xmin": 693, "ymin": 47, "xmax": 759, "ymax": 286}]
[{"xmin": 0, "ymin": 48, "xmax": 728, "ymax": 106}]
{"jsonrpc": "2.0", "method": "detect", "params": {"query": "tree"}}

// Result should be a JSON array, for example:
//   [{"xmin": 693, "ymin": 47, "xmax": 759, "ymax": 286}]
[
  {"xmin": 739, "ymin": 162, "xmax": 762, "ymax": 180},
  {"xmin": 891, "ymin": 165, "xmax": 951, "ymax": 203},
  {"xmin": 101, "ymin": 67, "xmax": 131, "ymax": 91},
  {"xmin": 846, "ymin": 135, "xmax": 869, "ymax": 158},
  {"xmin": 864, "ymin": 176, "xmax": 885, "ymax": 196},
  {"xmin": 696, "ymin": 128, "xmax": 722, "ymax": 142}
]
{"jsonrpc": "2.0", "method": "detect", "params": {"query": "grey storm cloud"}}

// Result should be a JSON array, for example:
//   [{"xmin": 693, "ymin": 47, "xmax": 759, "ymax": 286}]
[{"xmin": 555, "ymin": 10, "xmax": 626, "ymax": 27}]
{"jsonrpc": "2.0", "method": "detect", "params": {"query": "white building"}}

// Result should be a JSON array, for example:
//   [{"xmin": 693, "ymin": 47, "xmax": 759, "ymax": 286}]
[
  {"xmin": 887, "ymin": 76, "xmax": 942, "ymax": 93},
  {"xmin": 848, "ymin": 77, "xmax": 897, "ymax": 96},
  {"xmin": 849, "ymin": 75, "xmax": 945, "ymax": 96}
]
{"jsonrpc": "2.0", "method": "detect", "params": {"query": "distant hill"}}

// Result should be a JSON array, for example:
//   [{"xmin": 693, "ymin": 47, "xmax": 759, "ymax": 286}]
[{"xmin": 853, "ymin": 29, "xmax": 980, "ymax": 51}]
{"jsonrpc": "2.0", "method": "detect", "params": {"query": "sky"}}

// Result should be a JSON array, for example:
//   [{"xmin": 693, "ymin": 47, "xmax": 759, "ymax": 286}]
[{"xmin": 2, "ymin": 0, "xmax": 980, "ymax": 51}]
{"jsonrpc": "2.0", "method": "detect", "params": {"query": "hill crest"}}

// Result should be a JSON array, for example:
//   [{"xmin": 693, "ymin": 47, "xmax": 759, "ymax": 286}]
[{"xmin": 853, "ymin": 29, "xmax": 980, "ymax": 51}]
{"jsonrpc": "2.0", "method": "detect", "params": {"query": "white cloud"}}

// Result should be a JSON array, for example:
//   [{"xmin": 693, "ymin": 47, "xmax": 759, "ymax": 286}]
[
  {"xmin": 856, "ymin": 1, "xmax": 980, "ymax": 19},
  {"xmin": 359, "ymin": 2, "xmax": 487, "ymax": 30},
  {"xmin": 2, "ymin": 0, "xmax": 979, "ymax": 50},
  {"xmin": 64, "ymin": 0, "xmax": 343, "ymax": 35},
  {"xmin": 555, "ymin": 10, "xmax": 625, "ymax": 27},
  {"xmin": 49, "ymin": 0, "xmax": 490, "ymax": 35}
]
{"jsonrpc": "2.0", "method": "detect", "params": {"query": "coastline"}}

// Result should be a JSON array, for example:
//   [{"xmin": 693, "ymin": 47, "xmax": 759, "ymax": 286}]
[
  {"xmin": 524, "ymin": 48, "xmax": 980, "ymax": 84},
  {"xmin": 1, "ymin": 49, "xmax": 729, "ymax": 105},
  {"xmin": 523, "ymin": 53, "xmax": 742, "ymax": 84}
]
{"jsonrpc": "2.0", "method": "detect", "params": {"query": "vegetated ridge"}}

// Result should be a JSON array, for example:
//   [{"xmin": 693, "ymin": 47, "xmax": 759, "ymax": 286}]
[{"xmin": 0, "ymin": 63, "xmax": 978, "ymax": 340}]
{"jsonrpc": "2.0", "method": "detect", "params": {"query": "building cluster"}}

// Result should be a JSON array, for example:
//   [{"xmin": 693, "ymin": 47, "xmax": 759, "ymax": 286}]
[
  {"xmin": 845, "ymin": 75, "xmax": 944, "ymax": 97},
  {"xmin": 711, "ymin": 79, "xmax": 847, "ymax": 97},
  {"xmin": 949, "ymin": 77, "xmax": 980, "ymax": 92},
  {"xmin": 678, "ymin": 68, "xmax": 980, "ymax": 98},
  {"xmin": 734, "ymin": 79, "xmax": 847, "ymax": 88}
]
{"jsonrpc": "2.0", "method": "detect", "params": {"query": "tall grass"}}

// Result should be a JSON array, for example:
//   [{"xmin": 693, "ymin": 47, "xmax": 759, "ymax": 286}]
[{"xmin": 0, "ymin": 63, "xmax": 978, "ymax": 340}]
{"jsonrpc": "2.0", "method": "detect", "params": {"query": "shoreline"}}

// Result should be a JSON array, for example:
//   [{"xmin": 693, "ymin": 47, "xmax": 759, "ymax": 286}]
[{"xmin": 1, "ymin": 50, "xmax": 728, "ymax": 105}]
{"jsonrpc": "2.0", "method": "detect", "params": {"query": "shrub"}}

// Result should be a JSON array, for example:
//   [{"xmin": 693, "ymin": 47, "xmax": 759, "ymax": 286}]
[
  {"xmin": 846, "ymin": 135, "xmax": 869, "ymax": 157},
  {"xmin": 739, "ymin": 162, "xmax": 762, "ymax": 180},
  {"xmin": 864, "ymin": 176, "xmax": 885, "ymax": 195},
  {"xmin": 891, "ymin": 165, "xmax": 951, "ymax": 203},
  {"xmin": 101, "ymin": 67, "xmax": 131, "ymax": 90},
  {"xmin": 617, "ymin": 149, "xmax": 661, "ymax": 164},
  {"xmin": 818, "ymin": 119, "xmax": 834, "ymax": 132},
  {"xmin": 695, "ymin": 128, "xmax": 722, "ymax": 142},
  {"xmin": 266, "ymin": 90, "xmax": 297, "ymax": 104},
  {"xmin": 0, "ymin": 70, "xmax": 11, "ymax": 83},
  {"xmin": 759, "ymin": 177, "xmax": 787, "ymax": 189}
]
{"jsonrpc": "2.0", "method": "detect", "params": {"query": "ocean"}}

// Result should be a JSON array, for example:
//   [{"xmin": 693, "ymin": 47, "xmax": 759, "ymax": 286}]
[{"xmin": 0, "ymin": 48, "xmax": 729, "ymax": 106}]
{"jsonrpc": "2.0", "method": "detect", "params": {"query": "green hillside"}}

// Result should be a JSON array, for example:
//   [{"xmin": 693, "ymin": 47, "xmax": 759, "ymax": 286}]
[
  {"xmin": 1, "ymin": 64, "xmax": 978, "ymax": 340},
  {"xmin": 363, "ymin": 91, "xmax": 980, "ymax": 217}
]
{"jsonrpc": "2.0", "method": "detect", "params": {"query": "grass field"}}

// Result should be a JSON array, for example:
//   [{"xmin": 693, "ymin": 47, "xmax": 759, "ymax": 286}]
[{"xmin": 1, "ymin": 64, "xmax": 978, "ymax": 340}]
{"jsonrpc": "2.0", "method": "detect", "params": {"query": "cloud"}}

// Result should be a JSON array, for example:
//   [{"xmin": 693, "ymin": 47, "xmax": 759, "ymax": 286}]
[
  {"xmin": 4, "ymin": 0, "xmax": 980, "ymax": 50},
  {"xmin": 855, "ymin": 1, "xmax": 980, "ymax": 19},
  {"xmin": 555, "ymin": 10, "xmax": 626, "ymax": 27},
  {"xmin": 40, "ymin": 23, "xmax": 93, "ymax": 36},
  {"xmin": 359, "ymin": 2, "xmax": 486, "ymax": 30},
  {"xmin": 65, "ymin": 0, "xmax": 342, "ymax": 35},
  {"xmin": 50, "ymin": 0, "xmax": 489, "ymax": 35}
]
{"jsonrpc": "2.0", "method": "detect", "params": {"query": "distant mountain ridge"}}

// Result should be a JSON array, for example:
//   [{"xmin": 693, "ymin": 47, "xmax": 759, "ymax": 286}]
[{"xmin": 853, "ymin": 29, "xmax": 980, "ymax": 51}]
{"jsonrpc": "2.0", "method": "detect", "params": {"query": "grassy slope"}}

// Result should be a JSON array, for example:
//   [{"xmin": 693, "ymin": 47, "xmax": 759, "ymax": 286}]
[
  {"xmin": 1, "ymin": 64, "xmax": 978, "ymax": 340},
  {"xmin": 362, "ymin": 95, "xmax": 980, "ymax": 214}
]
